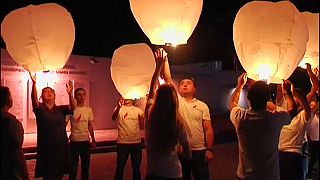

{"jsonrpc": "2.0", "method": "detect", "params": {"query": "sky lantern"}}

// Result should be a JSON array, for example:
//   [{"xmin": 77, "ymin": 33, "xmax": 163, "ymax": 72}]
[
  {"xmin": 110, "ymin": 43, "xmax": 155, "ymax": 99},
  {"xmin": 129, "ymin": 0, "xmax": 203, "ymax": 46},
  {"xmin": 233, "ymin": 1, "xmax": 309, "ymax": 84},
  {"xmin": 298, "ymin": 12, "xmax": 319, "ymax": 69},
  {"xmin": 1, "ymin": 3, "xmax": 75, "ymax": 72}
]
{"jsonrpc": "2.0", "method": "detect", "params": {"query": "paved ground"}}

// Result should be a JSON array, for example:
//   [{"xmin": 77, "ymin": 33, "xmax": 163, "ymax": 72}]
[{"xmin": 27, "ymin": 141, "xmax": 239, "ymax": 180}]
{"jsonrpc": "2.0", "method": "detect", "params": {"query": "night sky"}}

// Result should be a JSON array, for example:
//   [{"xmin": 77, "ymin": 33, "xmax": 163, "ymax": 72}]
[{"xmin": 1, "ymin": 0, "xmax": 319, "ymax": 92}]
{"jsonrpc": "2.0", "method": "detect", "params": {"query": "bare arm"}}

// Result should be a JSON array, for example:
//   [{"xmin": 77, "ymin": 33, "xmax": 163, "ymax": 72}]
[
  {"xmin": 306, "ymin": 63, "xmax": 319, "ymax": 102},
  {"xmin": 29, "ymin": 71, "xmax": 39, "ymax": 108},
  {"xmin": 88, "ymin": 121, "xmax": 96, "ymax": 149},
  {"xmin": 163, "ymin": 56, "xmax": 173, "ymax": 84},
  {"xmin": 282, "ymin": 80, "xmax": 297, "ymax": 119},
  {"xmin": 292, "ymin": 87, "xmax": 311, "ymax": 121},
  {"xmin": 66, "ymin": 80, "xmax": 76, "ymax": 111},
  {"xmin": 148, "ymin": 48, "xmax": 165, "ymax": 100},
  {"xmin": 228, "ymin": 73, "xmax": 247, "ymax": 111},
  {"xmin": 203, "ymin": 120, "xmax": 214, "ymax": 163},
  {"xmin": 266, "ymin": 101, "xmax": 277, "ymax": 111},
  {"xmin": 112, "ymin": 98, "xmax": 123, "ymax": 121}
]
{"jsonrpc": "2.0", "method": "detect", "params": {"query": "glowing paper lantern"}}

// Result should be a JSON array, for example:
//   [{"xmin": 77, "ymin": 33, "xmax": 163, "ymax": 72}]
[
  {"xmin": 233, "ymin": 1, "xmax": 309, "ymax": 84},
  {"xmin": 130, "ymin": 0, "xmax": 203, "ymax": 46},
  {"xmin": 1, "ymin": 3, "xmax": 75, "ymax": 72},
  {"xmin": 110, "ymin": 43, "xmax": 155, "ymax": 99},
  {"xmin": 298, "ymin": 12, "xmax": 319, "ymax": 69}
]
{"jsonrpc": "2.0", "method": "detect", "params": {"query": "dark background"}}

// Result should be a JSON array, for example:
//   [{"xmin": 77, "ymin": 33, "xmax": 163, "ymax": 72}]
[{"xmin": 1, "ymin": 0, "xmax": 319, "ymax": 92}]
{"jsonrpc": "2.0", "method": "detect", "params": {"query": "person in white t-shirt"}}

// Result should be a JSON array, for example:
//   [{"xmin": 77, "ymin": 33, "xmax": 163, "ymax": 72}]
[
  {"xmin": 112, "ymin": 97, "xmax": 145, "ymax": 180},
  {"xmin": 277, "ymin": 86, "xmax": 312, "ymax": 180},
  {"xmin": 161, "ymin": 49, "xmax": 213, "ymax": 180},
  {"xmin": 229, "ymin": 73, "xmax": 296, "ymax": 180},
  {"xmin": 68, "ymin": 88, "xmax": 96, "ymax": 180},
  {"xmin": 305, "ymin": 63, "xmax": 319, "ymax": 180}
]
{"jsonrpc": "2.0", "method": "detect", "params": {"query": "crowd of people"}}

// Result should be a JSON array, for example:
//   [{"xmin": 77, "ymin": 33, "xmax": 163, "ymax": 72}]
[{"xmin": 1, "ymin": 48, "xmax": 319, "ymax": 180}]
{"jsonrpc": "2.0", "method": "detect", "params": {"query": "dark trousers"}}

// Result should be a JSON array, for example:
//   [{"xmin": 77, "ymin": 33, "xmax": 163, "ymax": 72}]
[
  {"xmin": 279, "ymin": 151, "xmax": 303, "ymax": 180},
  {"xmin": 179, "ymin": 149, "xmax": 209, "ymax": 180},
  {"xmin": 307, "ymin": 140, "xmax": 319, "ymax": 179},
  {"xmin": 69, "ymin": 141, "xmax": 91, "ymax": 180},
  {"xmin": 114, "ymin": 143, "xmax": 142, "ymax": 180}
]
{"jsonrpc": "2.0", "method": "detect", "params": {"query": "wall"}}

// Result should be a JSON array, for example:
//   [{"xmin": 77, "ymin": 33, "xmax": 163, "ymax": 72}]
[{"xmin": 1, "ymin": 49, "xmax": 245, "ymax": 133}]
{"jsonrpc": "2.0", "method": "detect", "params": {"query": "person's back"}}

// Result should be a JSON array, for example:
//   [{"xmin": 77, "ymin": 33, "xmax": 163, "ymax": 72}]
[
  {"xmin": 229, "ymin": 75, "xmax": 294, "ymax": 180},
  {"xmin": 231, "ymin": 108, "xmax": 290, "ymax": 179},
  {"xmin": 1, "ymin": 86, "xmax": 29, "ymax": 180}
]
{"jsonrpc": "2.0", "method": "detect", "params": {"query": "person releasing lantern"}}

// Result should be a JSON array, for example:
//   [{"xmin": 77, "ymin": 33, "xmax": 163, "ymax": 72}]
[
  {"xmin": 130, "ymin": 0, "xmax": 203, "ymax": 46},
  {"xmin": 233, "ymin": 1, "xmax": 309, "ymax": 84},
  {"xmin": 110, "ymin": 43, "xmax": 156, "ymax": 100}
]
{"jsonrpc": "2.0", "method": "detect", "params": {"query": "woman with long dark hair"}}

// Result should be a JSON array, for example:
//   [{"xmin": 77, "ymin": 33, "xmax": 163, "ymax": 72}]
[{"xmin": 145, "ymin": 48, "xmax": 191, "ymax": 180}]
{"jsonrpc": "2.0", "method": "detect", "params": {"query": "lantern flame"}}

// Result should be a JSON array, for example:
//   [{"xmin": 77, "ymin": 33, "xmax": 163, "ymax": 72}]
[
  {"xmin": 257, "ymin": 64, "xmax": 271, "ymax": 84},
  {"xmin": 125, "ymin": 90, "xmax": 142, "ymax": 100},
  {"xmin": 35, "ymin": 71, "xmax": 57, "ymax": 88}
]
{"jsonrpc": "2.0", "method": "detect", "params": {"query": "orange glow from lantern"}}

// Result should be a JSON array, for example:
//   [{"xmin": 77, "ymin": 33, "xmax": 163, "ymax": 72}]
[
  {"xmin": 130, "ymin": 0, "xmax": 203, "ymax": 46},
  {"xmin": 35, "ymin": 71, "xmax": 58, "ymax": 89},
  {"xmin": 125, "ymin": 90, "xmax": 144, "ymax": 100},
  {"xmin": 257, "ymin": 64, "xmax": 272, "ymax": 84}
]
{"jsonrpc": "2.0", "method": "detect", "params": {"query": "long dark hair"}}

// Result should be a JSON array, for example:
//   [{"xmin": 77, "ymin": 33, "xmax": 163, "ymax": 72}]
[{"xmin": 148, "ymin": 84, "xmax": 183, "ymax": 154}]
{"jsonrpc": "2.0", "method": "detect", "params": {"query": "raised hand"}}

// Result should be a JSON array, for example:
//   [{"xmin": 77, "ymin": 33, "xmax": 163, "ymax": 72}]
[
  {"xmin": 281, "ymin": 80, "xmax": 292, "ymax": 94},
  {"xmin": 154, "ymin": 48, "xmax": 167, "ymax": 67},
  {"xmin": 66, "ymin": 80, "xmax": 73, "ymax": 94},
  {"xmin": 305, "ymin": 63, "xmax": 311, "ymax": 71},
  {"xmin": 28, "ymin": 71, "xmax": 36, "ymax": 83},
  {"xmin": 237, "ymin": 72, "xmax": 247, "ymax": 87},
  {"xmin": 118, "ymin": 97, "xmax": 124, "ymax": 107}
]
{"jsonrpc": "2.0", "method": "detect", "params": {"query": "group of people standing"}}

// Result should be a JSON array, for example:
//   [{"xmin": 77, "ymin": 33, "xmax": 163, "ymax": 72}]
[
  {"xmin": 1, "ymin": 47, "xmax": 319, "ymax": 180},
  {"xmin": 1, "ymin": 72, "xmax": 96, "ymax": 180},
  {"xmin": 112, "ymin": 48, "xmax": 214, "ymax": 180}
]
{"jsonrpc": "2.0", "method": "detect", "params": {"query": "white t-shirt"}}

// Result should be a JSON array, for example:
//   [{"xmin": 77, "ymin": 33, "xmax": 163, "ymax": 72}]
[
  {"xmin": 116, "ymin": 105, "xmax": 144, "ymax": 144},
  {"xmin": 279, "ymin": 110, "xmax": 313, "ymax": 154},
  {"xmin": 178, "ymin": 95, "xmax": 211, "ymax": 150},
  {"xmin": 69, "ymin": 106, "xmax": 94, "ymax": 141},
  {"xmin": 307, "ymin": 114, "xmax": 319, "ymax": 141},
  {"xmin": 230, "ymin": 106, "xmax": 291, "ymax": 180}
]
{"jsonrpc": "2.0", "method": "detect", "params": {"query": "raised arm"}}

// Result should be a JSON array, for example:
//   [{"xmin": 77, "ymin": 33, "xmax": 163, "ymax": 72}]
[
  {"xmin": 292, "ymin": 87, "xmax": 311, "ymax": 121},
  {"xmin": 203, "ymin": 120, "xmax": 214, "ymax": 163},
  {"xmin": 306, "ymin": 63, "xmax": 319, "ymax": 102},
  {"xmin": 282, "ymin": 80, "xmax": 297, "ymax": 119},
  {"xmin": 66, "ymin": 80, "xmax": 76, "ymax": 111},
  {"xmin": 228, "ymin": 73, "xmax": 247, "ymax": 111},
  {"xmin": 148, "ymin": 48, "xmax": 166, "ymax": 100},
  {"xmin": 162, "ymin": 52, "xmax": 173, "ymax": 84},
  {"xmin": 112, "ymin": 97, "xmax": 124, "ymax": 121},
  {"xmin": 29, "ymin": 71, "xmax": 39, "ymax": 108},
  {"xmin": 88, "ymin": 121, "xmax": 96, "ymax": 150}
]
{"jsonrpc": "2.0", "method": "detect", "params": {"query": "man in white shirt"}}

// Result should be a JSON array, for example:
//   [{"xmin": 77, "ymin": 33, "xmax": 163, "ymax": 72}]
[
  {"xmin": 68, "ymin": 88, "xmax": 96, "ymax": 180},
  {"xmin": 229, "ymin": 73, "xmax": 295, "ymax": 180},
  {"xmin": 112, "ymin": 98, "xmax": 145, "ymax": 180},
  {"xmin": 162, "ymin": 52, "xmax": 214, "ymax": 180}
]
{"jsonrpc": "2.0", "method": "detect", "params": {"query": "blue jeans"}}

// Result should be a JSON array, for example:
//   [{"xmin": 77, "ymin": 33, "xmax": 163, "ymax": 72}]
[
  {"xmin": 114, "ymin": 143, "xmax": 142, "ymax": 180},
  {"xmin": 69, "ymin": 141, "xmax": 91, "ymax": 180},
  {"xmin": 179, "ymin": 150, "xmax": 209, "ymax": 180}
]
